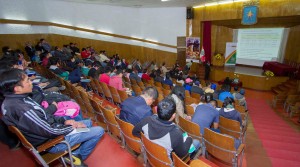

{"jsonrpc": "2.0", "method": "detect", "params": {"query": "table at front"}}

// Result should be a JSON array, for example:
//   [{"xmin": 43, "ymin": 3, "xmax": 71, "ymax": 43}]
[{"xmin": 262, "ymin": 61, "xmax": 297, "ymax": 76}]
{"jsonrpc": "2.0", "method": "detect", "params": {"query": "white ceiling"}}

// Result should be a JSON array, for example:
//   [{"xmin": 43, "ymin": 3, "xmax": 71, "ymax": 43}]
[{"xmin": 54, "ymin": 0, "xmax": 224, "ymax": 8}]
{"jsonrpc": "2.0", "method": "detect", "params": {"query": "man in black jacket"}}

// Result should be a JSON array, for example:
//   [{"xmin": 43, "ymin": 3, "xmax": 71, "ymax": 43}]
[
  {"xmin": 132, "ymin": 98, "xmax": 200, "ymax": 159},
  {"xmin": 0, "ymin": 69, "xmax": 104, "ymax": 166}
]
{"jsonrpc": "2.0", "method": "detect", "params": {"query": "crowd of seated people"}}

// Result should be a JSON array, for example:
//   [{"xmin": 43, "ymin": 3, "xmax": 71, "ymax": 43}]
[{"xmin": 0, "ymin": 39, "xmax": 250, "ymax": 166}]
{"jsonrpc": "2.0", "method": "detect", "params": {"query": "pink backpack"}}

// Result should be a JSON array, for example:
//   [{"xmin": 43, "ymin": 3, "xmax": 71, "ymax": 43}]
[
  {"xmin": 42, "ymin": 101, "xmax": 80, "ymax": 118},
  {"xmin": 55, "ymin": 101, "xmax": 80, "ymax": 118}
]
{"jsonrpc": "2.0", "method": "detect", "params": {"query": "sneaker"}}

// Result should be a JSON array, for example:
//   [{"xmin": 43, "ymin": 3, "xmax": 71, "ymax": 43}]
[{"xmin": 63, "ymin": 155, "xmax": 88, "ymax": 167}]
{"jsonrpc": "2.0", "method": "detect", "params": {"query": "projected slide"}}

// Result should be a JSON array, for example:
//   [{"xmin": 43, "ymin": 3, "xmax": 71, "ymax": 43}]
[{"xmin": 236, "ymin": 28, "xmax": 284, "ymax": 66}]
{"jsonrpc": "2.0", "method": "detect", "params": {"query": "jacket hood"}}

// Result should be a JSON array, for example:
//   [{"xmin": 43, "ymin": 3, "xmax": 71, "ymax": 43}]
[
  {"xmin": 148, "ymin": 116, "xmax": 176, "ymax": 140},
  {"xmin": 220, "ymin": 108, "xmax": 237, "ymax": 117}
]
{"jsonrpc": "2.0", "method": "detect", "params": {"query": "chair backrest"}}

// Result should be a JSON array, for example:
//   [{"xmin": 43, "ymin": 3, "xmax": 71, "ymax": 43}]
[
  {"xmin": 190, "ymin": 159, "xmax": 212, "ymax": 167},
  {"xmin": 172, "ymin": 152, "xmax": 189, "ymax": 167},
  {"xmin": 117, "ymin": 89, "xmax": 129, "ymax": 102},
  {"xmin": 216, "ymin": 100, "xmax": 223, "ymax": 108},
  {"xmin": 190, "ymin": 92, "xmax": 201, "ymax": 100},
  {"xmin": 89, "ymin": 98, "xmax": 106, "ymax": 129},
  {"xmin": 77, "ymin": 88, "xmax": 95, "ymax": 117},
  {"xmin": 185, "ymin": 96, "xmax": 198, "ymax": 105},
  {"xmin": 186, "ymin": 105, "xmax": 195, "ymax": 116},
  {"xmin": 219, "ymin": 116, "xmax": 242, "ymax": 140},
  {"xmin": 162, "ymin": 89, "xmax": 171, "ymax": 97},
  {"xmin": 185, "ymin": 90, "xmax": 190, "ymax": 97},
  {"xmin": 178, "ymin": 116, "xmax": 202, "ymax": 141},
  {"xmin": 8, "ymin": 126, "xmax": 34, "ymax": 150},
  {"xmin": 108, "ymin": 85, "xmax": 122, "ymax": 104},
  {"xmin": 162, "ymin": 83, "xmax": 171, "ymax": 90},
  {"xmin": 115, "ymin": 116, "xmax": 142, "ymax": 154},
  {"xmin": 101, "ymin": 105, "xmax": 120, "ymax": 138},
  {"xmin": 100, "ymin": 82, "xmax": 112, "ymax": 99},
  {"xmin": 154, "ymin": 81, "xmax": 162, "ymax": 88},
  {"xmin": 132, "ymin": 85, "xmax": 142, "ymax": 96},
  {"xmin": 141, "ymin": 133, "xmax": 172, "ymax": 167},
  {"xmin": 93, "ymin": 79, "xmax": 104, "ymax": 96},
  {"xmin": 130, "ymin": 78, "xmax": 137, "ymax": 85},
  {"xmin": 203, "ymin": 128, "xmax": 236, "ymax": 165},
  {"xmin": 137, "ymin": 81, "xmax": 145, "ymax": 89}
]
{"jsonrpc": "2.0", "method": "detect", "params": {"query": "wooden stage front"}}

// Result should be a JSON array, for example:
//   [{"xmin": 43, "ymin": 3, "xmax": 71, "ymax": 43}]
[{"xmin": 210, "ymin": 65, "xmax": 289, "ymax": 91}]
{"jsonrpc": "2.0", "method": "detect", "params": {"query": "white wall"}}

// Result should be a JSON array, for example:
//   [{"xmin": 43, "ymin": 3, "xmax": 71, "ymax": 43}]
[{"xmin": 0, "ymin": 0, "xmax": 186, "ymax": 52}]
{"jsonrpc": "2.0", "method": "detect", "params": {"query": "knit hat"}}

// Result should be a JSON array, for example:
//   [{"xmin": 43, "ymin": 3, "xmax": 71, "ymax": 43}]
[{"xmin": 205, "ymin": 88, "xmax": 214, "ymax": 93}]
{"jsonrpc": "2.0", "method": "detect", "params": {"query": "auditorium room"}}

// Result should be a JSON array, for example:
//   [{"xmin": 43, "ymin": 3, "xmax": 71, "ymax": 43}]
[{"xmin": 0, "ymin": 0, "xmax": 299, "ymax": 167}]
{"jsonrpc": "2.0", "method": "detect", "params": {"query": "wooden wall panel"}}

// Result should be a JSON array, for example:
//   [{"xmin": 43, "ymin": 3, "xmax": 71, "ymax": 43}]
[
  {"xmin": 285, "ymin": 25, "xmax": 300, "ymax": 63},
  {"xmin": 0, "ymin": 34, "xmax": 177, "ymax": 66}
]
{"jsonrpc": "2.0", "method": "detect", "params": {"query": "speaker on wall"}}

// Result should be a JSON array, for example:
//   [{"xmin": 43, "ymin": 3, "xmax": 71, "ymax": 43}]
[{"xmin": 187, "ymin": 7, "xmax": 194, "ymax": 19}]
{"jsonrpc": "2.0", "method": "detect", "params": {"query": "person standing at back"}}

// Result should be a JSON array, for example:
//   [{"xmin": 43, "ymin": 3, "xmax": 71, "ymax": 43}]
[{"xmin": 120, "ymin": 87, "xmax": 158, "ymax": 125}]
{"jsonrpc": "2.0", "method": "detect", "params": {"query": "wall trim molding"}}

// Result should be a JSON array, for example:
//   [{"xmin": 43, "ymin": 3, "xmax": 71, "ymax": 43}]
[{"xmin": 0, "ymin": 19, "xmax": 177, "ymax": 49}]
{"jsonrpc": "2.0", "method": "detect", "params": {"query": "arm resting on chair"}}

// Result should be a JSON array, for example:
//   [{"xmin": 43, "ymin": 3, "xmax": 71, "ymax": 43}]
[{"xmin": 37, "ymin": 135, "xmax": 64, "ymax": 152}]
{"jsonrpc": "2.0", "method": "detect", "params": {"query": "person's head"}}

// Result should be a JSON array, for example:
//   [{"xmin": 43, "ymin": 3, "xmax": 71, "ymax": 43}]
[
  {"xmin": 0, "ymin": 69, "xmax": 32, "ymax": 95},
  {"xmin": 234, "ymin": 86, "xmax": 239, "ymax": 91},
  {"xmin": 185, "ymin": 78, "xmax": 193, "ymax": 85},
  {"xmin": 239, "ymin": 89, "xmax": 245, "ymax": 95},
  {"xmin": 204, "ymin": 93, "xmax": 214, "ymax": 103},
  {"xmin": 157, "ymin": 98, "xmax": 176, "ymax": 121},
  {"xmin": 49, "ymin": 57, "xmax": 60, "ymax": 66},
  {"xmin": 105, "ymin": 66, "xmax": 112, "ymax": 74},
  {"xmin": 85, "ymin": 60, "xmax": 93, "ymax": 68},
  {"xmin": 2, "ymin": 46, "xmax": 11, "ymax": 54},
  {"xmin": 171, "ymin": 86, "xmax": 185, "ymax": 100},
  {"xmin": 93, "ymin": 61, "xmax": 101, "ymax": 70},
  {"xmin": 223, "ymin": 97, "xmax": 235, "ymax": 108},
  {"xmin": 116, "ymin": 69, "xmax": 123, "ymax": 77},
  {"xmin": 141, "ymin": 86, "xmax": 158, "ymax": 106},
  {"xmin": 206, "ymin": 81, "xmax": 211, "ymax": 87},
  {"xmin": 40, "ymin": 38, "xmax": 45, "ymax": 43},
  {"xmin": 165, "ymin": 72, "xmax": 170, "ymax": 80},
  {"xmin": 162, "ymin": 62, "xmax": 166, "ymax": 66},
  {"xmin": 82, "ymin": 48, "xmax": 86, "ymax": 51}
]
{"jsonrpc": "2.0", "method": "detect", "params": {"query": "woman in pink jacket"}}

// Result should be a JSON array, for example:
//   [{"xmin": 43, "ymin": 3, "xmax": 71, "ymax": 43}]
[{"xmin": 109, "ymin": 69, "xmax": 127, "ymax": 91}]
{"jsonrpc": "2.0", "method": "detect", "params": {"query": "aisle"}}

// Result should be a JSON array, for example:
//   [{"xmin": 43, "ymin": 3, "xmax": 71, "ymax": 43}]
[{"xmin": 247, "ymin": 97, "xmax": 300, "ymax": 167}]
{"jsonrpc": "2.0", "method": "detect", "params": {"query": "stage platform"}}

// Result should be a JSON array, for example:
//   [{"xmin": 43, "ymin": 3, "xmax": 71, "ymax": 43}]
[{"xmin": 210, "ymin": 65, "xmax": 289, "ymax": 91}]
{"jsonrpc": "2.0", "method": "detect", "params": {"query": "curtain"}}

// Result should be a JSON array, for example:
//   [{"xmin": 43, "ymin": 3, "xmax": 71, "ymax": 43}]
[{"xmin": 202, "ymin": 21, "xmax": 212, "ymax": 63}]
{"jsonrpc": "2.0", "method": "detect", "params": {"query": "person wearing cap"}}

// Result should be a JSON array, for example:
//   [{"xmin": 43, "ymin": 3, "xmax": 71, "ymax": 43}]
[
  {"xmin": 191, "ymin": 93, "xmax": 220, "ymax": 135},
  {"xmin": 184, "ymin": 78, "xmax": 193, "ymax": 93},
  {"xmin": 233, "ymin": 88, "xmax": 247, "ymax": 110}
]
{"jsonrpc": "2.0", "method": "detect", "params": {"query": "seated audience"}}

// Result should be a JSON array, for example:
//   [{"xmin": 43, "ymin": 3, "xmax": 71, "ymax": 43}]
[
  {"xmin": 132, "ymin": 98, "xmax": 200, "ymax": 159},
  {"xmin": 191, "ymin": 93, "xmax": 220, "ymax": 135},
  {"xmin": 233, "ymin": 88, "xmax": 248, "ymax": 110},
  {"xmin": 109, "ymin": 69, "xmax": 127, "ymax": 91},
  {"xmin": 0, "ymin": 69, "xmax": 104, "ymax": 166},
  {"xmin": 191, "ymin": 80, "xmax": 204, "ymax": 96},
  {"xmin": 88, "ymin": 61, "xmax": 101, "ymax": 79},
  {"xmin": 141, "ymin": 69, "xmax": 151, "ymax": 81},
  {"xmin": 163, "ymin": 72, "xmax": 173, "ymax": 88},
  {"xmin": 219, "ymin": 97, "xmax": 243, "ymax": 126},
  {"xmin": 120, "ymin": 87, "xmax": 158, "ymax": 125},
  {"xmin": 166, "ymin": 86, "xmax": 191, "ymax": 122},
  {"xmin": 134, "ymin": 59, "xmax": 142, "ymax": 73},
  {"xmin": 129, "ymin": 69, "xmax": 141, "ymax": 82},
  {"xmin": 183, "ymin": 78, "xmax": 193, "ymax": 92},
  {"xmin": 154, "ymin": 69, "xmax": 164, "ymax": 83},
  {"xmin": 99, "ymin": 66, "xmax": 111, "ymax": 85},
  {"xmin": 49, "ymin": 58, "xmax": 69, "ymax": 80},
  {"xmin": 161, "ymin": 62, "xmax": 169, "ymax": 75},
  {"xmin": 218, "ymin": 85, "xmax": 234, "ymax": 101}
]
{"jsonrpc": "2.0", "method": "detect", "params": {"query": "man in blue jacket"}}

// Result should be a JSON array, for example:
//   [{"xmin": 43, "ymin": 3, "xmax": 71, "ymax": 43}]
[{"xmin": 120, "ymin": 86, "xmax": 158, "ymax": 125}]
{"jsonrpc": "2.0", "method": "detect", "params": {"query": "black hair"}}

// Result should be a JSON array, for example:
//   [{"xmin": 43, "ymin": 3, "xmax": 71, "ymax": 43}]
[
  {"xmin": 157, "ymin": 98, "xmax": 176, "ymax": 121},
  {"xmin": 93, "ymin": 61, "xmax": 101, "ymax": 68},
  {"xmin": 204, "ymin": 93, "xmax": 213, "ymax": 103},
  {"xmin": 104, "ymin": 66, "xmax": 112, "ymax": 73},
  {"xmin": 165, "ymin": 72, "xmax": 170, "ymax": 80},
  {"xmin": 0, "ymin": 69, "xmax": 26, "ymax": 94},
  {"xmin": 49, "ymin": 57, "xmax": 59, "ymax": 65},
  {"xmin": 171, "ymin": 86, "xmax": 185, "ymax": 101},
  {"xmin": 2, "ymin": 46, "xmax": 10, "ymax": 53},
  {"xmin": 223, "ymin": 97, "xmax": 234, "ymax": 108},
  {"xmin": 116, "ymin": 69, "xmax": 123, "ymax": 75},
  {"xmin": 142, "ymin": 86, "xmax": 158, "ymax": 100},
  {"xmin": 234, "ymin": 86, "xmax": 239, "ymax": 91}
]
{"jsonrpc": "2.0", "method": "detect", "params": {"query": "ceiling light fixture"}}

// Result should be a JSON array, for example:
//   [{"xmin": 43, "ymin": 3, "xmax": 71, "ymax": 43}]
[
  {"xmin": 234, "ymin": 0, "xmax": 249, "ymax": 2},
  {"xmin": 193, "ymin": 5, "xmax": 205, "ymax": 8},
  {"xmin": 161, "ymin": 0, "xmax": 169, "ymax": 2},
  {"xmin": 218, "ymin": 0, "xmax": 234, "ymax": 5},
  {"xmin": 205, "ymin": 2, "xmax": 218, "ymax": 6}
]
